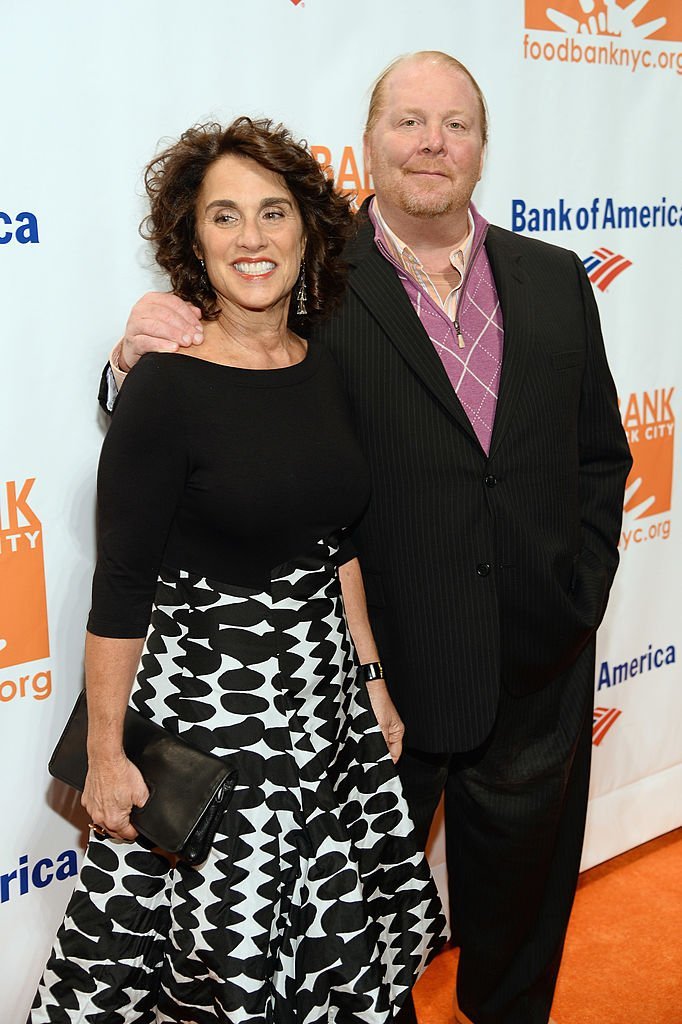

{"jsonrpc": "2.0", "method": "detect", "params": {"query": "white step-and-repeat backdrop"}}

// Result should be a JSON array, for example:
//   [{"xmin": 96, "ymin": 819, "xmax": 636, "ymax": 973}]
[{"xmin": 2, "ymin": 0, "xmax": 680, "ymax": 1016}]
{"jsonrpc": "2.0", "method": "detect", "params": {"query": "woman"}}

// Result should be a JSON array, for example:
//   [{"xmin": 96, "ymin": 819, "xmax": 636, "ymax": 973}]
[{"xmin": 30, "ymin": 118, "xmax": 445, "ymax": 1024}]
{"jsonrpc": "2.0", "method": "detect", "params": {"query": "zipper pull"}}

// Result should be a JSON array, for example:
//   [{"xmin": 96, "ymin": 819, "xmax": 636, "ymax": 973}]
[{"xmin": 455, "ymin": 319, "xmax": 465, "ymax": 348}]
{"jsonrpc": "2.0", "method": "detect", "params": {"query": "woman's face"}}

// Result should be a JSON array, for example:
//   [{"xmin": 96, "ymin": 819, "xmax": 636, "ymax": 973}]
[{"xmin": 194, "ymin": 154, "xmax": 305, "ymax": 318}]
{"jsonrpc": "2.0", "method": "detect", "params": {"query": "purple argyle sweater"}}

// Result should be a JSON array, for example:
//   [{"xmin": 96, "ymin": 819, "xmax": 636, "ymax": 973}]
[{"xmin": 371, "ymin": 202, "xmax": 504, "ymax": 453}]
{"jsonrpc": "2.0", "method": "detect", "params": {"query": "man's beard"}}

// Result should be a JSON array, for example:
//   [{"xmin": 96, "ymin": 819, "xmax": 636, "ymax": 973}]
[
  {"xmin": 389, "ymin": 170, "xmax": 477, "ymax": 220},
  {"xmin": 400, "ymin": 190, "xmax": 460, "ymax": 218}
]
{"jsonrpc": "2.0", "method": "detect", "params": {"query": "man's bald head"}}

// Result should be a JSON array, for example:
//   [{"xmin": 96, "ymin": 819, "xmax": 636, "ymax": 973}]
[{"xmin": 365, "ymin": 51, "xmax": 488, "ymax": 147}]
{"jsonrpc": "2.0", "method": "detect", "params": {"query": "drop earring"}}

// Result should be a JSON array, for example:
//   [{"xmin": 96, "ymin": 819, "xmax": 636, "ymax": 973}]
[{"xmin": 296, "ymin": 261, "xmax": 307, "ymax": 316}]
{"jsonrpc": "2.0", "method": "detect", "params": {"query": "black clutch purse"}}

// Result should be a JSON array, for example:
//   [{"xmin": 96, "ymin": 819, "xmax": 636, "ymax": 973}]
[{"xmin": 49, "ymin": 691, "xmax": 238, "ymax": 865}]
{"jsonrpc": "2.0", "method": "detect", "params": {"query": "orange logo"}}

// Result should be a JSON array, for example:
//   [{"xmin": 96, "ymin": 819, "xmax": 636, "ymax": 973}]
[
  {"xmin": 311, "ymin": 145, "xmax": 373, "ymax": 209},
  {"xmin": 0, "ymin": 479, "xmax": 50, "ymax": 669},
  {"xmin": 525, "ymin": 1, "xmax": 682, "ymax": 41},
  {"xmin": 621, "ymin": 389, "xmax": 675, "ymax": 519}
]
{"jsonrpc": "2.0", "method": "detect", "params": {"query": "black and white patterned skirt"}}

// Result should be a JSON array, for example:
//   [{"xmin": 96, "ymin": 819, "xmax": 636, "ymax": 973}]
[{"xmin": 31, "ymin": 541, "xmax": 446, "ymax": 1023}]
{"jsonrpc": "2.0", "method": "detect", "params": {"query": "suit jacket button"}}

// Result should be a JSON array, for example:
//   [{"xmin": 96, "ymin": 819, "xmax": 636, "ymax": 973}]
[
  {"xmin": 477, "ymin": 562, "xmax": 491, "ymax": 577},
  {"xmin": 484, "ymin": 474, "xmax": 497, "ymax": 487}
]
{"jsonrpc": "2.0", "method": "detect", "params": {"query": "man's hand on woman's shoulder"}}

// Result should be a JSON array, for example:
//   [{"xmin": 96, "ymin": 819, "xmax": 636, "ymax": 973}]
[{"xmin": 120, "ymin": 291, "xmax": 205, "ymax": 372}]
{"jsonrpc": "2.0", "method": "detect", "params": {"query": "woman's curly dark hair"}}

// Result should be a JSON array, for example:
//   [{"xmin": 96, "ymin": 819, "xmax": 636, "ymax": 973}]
[{"xmin": 141, "ymin": 117, "xmax": 355, "ymax": 327}]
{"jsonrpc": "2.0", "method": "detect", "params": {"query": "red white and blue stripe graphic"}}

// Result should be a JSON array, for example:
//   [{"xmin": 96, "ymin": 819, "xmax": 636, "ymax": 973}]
[{"xmin": 583, "ymin": 247, "xmax": 633, "ymax": 291}]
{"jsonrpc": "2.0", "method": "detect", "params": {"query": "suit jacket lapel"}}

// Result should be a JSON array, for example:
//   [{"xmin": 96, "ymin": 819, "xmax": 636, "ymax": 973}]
[
  {"xmin": 485, "ymin": 226, "xmax": 535, "ymax": 461},
  {"xmin": 346, "ymin": 212, "xmax": 480, "ymax": 447}
]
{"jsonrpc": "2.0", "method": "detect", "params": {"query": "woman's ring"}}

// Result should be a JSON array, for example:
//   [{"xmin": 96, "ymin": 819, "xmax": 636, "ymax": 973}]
[{"xmin": 88, "ymin": 823, "xmax": 109, "ymax": 837}]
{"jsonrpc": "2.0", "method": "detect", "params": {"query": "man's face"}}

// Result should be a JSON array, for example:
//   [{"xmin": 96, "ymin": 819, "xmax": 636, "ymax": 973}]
[{"xmin": 364, "ymin": 61, "xmax": 485, "ymax": 223}]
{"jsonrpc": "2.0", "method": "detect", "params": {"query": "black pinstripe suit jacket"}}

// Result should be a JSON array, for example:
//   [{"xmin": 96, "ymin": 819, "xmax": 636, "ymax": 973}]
[{"xmin": 314, "ymin": 205, "xmax": 632, "ymax": 752}]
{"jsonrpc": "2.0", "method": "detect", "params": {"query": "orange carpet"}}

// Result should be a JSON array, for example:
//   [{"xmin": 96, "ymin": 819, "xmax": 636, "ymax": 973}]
[{"xmin": 413, "ymin": 828, "xmax": 682, "ymax": 1024}]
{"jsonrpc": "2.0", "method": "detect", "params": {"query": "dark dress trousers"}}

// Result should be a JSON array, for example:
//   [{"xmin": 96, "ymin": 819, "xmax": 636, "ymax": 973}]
[{"xmin": 313, "ymin": 202, "xmax": 632, "ymax": 1024}]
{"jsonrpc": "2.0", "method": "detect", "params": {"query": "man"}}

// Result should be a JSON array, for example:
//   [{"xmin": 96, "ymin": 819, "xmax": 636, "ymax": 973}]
[{"xmin": 105, "ymin": 52, "xmax": 631, "ymax": 1024}]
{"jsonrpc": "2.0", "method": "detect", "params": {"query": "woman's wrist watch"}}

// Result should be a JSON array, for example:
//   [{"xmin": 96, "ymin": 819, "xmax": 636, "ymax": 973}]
[{"xmin": 360, "ymin": 661, "xmax": 384, "ymax": 683}]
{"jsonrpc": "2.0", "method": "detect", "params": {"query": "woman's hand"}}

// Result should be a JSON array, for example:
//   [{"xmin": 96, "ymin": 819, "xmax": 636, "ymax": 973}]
[
  {"xmin": 337, "ymin": 560, "xmax": 403, "ymax": 761},
  {"xmin": 365, "ymin": 679, "xmax": 405, "ymax": 763},
  {"xmin": 81, "ymin": 756, "xmax": 149, "ymax": 842}
]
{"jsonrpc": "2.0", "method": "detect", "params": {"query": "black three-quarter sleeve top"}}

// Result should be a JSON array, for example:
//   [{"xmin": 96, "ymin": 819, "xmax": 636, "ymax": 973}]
[{"xmin": 87, "ymin": 345, "xmax": 371, "ymax": 638}]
